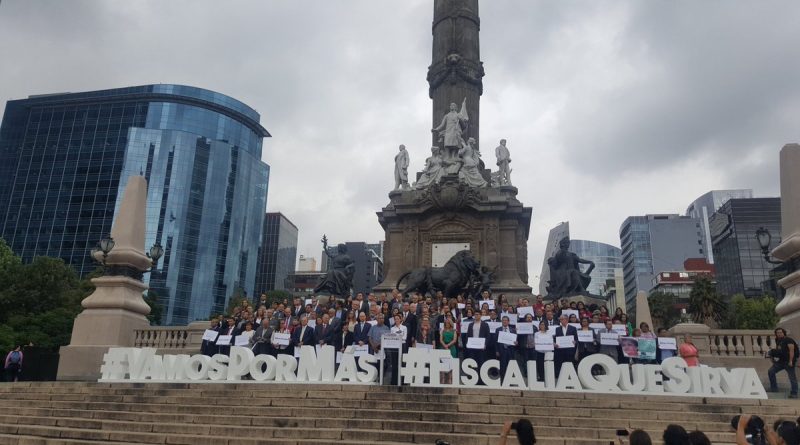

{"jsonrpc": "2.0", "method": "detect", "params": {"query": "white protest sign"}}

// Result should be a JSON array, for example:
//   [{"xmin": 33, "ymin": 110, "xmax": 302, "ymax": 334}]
[
  {"xmin": 354, "ymin": 345, "xmax": 369, "ymax": 357},
  {"xmin": 589, "ymin": 323, "xmax": 605, "ymax": 332},
  {"xmin": 416, "ymin": 343, "xmax": 434, "ymax": 350},
  {"xmin": 569, "ymin": 323, "xmax": 581, "ymax": 330},
  {"xmin": 305, "ymin": 298, "xmax": 312, "ymax": 306},
  {"xmin": 611, "ymin": 324, "xmax": 628, "ymax": 335},
  {"xmin": 457, "ymin": 303, "xmax": 466, "ymax": 309},
  {"xmin": 658, "ymin": 337, "xmax": 677, "ymax": 350},
  {"xmin": 534, "ymin": 333, "xmax": 554, "ymax": 351},
  {"xmin": 498, "ymin": 331, "xmax": 517, "ymax": 346},
  {"xmin": 555, "ymin": 336, "xmax": 575, "ymax": 348},
  {"xmin": 202, "ymin": 330, "xmax": 218, "ymax": 341},
  {"xmin": 562, "ymin": 310, "xmax": 579, "ymax": 320},
  {"xmin": 487, "ymin": 322, "xmax": 501, "ymax": 332},
  {"xmin": 516, "ymin": 322, "xmax": 534, "ymax": 335},
  {"xmin": 577, "ymin": 331, "xmax": 594, "ymax": 343},
  {"xmin": 381, "ymin": 333, "xmax": 404, "ymax": 350},
  {"xmin": 460, "ymin": 322, "xmax": 472, "ymax": 334},
  {"xmin": 466, "ymin": 338, "xmax": 486, "ymax": 349},
  {"xmin": 547, "ymin": 326, "xmax": 558, "ymax": 337},
  {"xmin": 273, "ymin": 333, "xmax": 291, "ymax": 346},
  {"xmin": 234, "ymin": 335, "xmax": 250, "ymax": 346},
  {"xmin": 600, "ymin": 332, "xmax": 619, "ymax": 346},
  {"xmin": 216, "ymin": 335, "xmax": 232, "ymax": 345},
  {"xmin": 517, "ymin": 307, "xmax": 534, "ymax": 318},
  {"xmin": 480, "ymin": 316, "xmax": 490, "ymax": 321},
  {"xmin": 307, "ymin": 320, "xmax": 316, "ymax": 328},
  {"xmin": 367, "ymin": 320, "xmax": 378, "ymax": 326},
  {"xmin": 479, "ymin": 300, "xmax": 495, "ymax": 310}
]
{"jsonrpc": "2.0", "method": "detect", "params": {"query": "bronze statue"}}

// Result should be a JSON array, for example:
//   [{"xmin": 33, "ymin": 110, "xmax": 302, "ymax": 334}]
[
  {"xmin": 314, "ymin": 235, "xmax": 354, "ymax": 298},
  {"xmin": 545, "ymin": 237, "xmax": 595, "ymax": 298},
  {"xmin": 395, "ymin": 250, "xmax": 481, "ymax": 298}
]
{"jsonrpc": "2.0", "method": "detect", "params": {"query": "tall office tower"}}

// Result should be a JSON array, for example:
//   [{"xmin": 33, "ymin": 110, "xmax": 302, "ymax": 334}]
[
  {"xmin": 569, "ymin": 239, "xmax": 622, "ymax": 297},
  {"xmin": 710, "ymin": 197, "xmax": 782, "ymax": 298},
  {"xmin": 254, "ymin": 212, "xmax": 298, "ymax": 297},
  {"xmin": 297, "ymin": 255, "xmax": 317, "ymax": 272},
  {"xmin": 0, "ymin": 85, "xmax": 271, "ymax": 324},
  {"xmin": 619, "ymin": 215, "xmax": 704, "ymax": 314},
  {"xmin": 539, "ymin": 221, "xmax": 570, "ymax": 296},
  {"xmin": 686, "ymin": 189, "xmax": 753, "ymax": 263}
]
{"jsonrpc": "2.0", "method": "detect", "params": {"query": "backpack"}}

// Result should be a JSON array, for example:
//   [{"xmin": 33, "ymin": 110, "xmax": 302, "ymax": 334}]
[{"xmin": 8, "ymin": 351, "xmax": 21, "ymax": 365}]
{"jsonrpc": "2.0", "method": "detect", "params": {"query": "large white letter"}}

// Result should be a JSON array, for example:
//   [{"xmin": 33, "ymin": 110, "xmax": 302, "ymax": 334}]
[
  {"xmin": 334, "ymin": 354, "xmax": 359, "ymax": 382},
  {"xmin": 502, "ymin": 361, "xmax": 526, "ymax": 389},
  {"xmin": 184, "ymin": 354, "xmax": 211, "ymax": 380},
  {"xmin": 357, "ymin": 354, "xmax": 378, "ymax": 383},
  {"xmin": 618, "ymin": 364, "xmax": 646, "ymax": 392},
  {"xmin": 298, "ymin": 345, "xmax": 335, "ymax": 382},
  {"xmin": 208, "ymin": 354, "xmax": 229, "ymax": 381},
  {"xmin": 644, "ymin": 365, "xmax": 664, "ymax": 393},
  {"xmin": 577, "ymin": 354, "xmax": 619, "ymax": 392},
  {"xmin": 249, "ymin": 354, "xmax": 277, "ymax": 381},
  {"xmin": 556, "ymin": 362, "xmax": 582, "ymax": 390},
  {"xmin": 526, "ymin": 361, "xmax": 544, "ymax": 390},
  {"xmin": 162, "ymin": 355, "xmax": 189, "ymax": 381},
  {"xmin": 738, "ymin": 368, "xmax": 767, "ymax": 399},
  {"xmin": 227, "ymin": 347, "xmax": 254, "ymax": 381},
  {"xmin": 460, "ymin": 358, "xmax": 479, "ymax": 386},
  {"xmin": 275, "ymin": 354, "xmax": 298, "ymax": 382},
  {"xmin": 661, "ymin": 357, "xmax": 690, "ymax": 394}
]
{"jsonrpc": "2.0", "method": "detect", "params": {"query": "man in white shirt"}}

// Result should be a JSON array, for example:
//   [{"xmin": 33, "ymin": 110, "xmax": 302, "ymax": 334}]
[{"xmin": 389, "ymin": 314, "xmax": 408, "ymax": 385}]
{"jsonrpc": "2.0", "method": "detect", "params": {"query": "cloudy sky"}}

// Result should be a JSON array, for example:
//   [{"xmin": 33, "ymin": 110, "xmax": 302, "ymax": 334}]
[{"xmin": 2, "ymin": 1, "xmax": 799, "ymax": 291}]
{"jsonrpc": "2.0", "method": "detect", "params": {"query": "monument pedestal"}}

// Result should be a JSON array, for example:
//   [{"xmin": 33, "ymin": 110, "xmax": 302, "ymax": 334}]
[{"xmin": 374, "ymin": 175, "xmax": 532, "ymax": 298}]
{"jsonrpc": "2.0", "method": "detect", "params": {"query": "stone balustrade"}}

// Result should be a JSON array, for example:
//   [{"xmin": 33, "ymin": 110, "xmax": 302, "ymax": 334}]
[
  {"xmin": 132, "ymin": 321, "xmax": 208, "ymax": 354},
  {"xmin": 706, "ymin": 329, "xmax": 776, "ymax": 358}
]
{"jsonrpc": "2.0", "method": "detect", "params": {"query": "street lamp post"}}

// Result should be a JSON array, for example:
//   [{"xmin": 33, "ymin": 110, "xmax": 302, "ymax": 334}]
[{"xmin": 755, "ymin": 227, "xmax": 786, "ymax": 265}]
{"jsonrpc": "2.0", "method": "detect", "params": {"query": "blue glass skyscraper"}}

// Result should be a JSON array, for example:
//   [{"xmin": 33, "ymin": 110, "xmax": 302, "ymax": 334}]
[{"xmin": 0, "ymin": 85, "xmax": 270, "ymax": 324}]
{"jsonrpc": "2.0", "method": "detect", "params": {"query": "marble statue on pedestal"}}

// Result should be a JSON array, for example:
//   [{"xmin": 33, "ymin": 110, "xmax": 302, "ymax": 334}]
[
  {"xmin": 546, "ymin": 237, "xmax": 595, "ymax": 298},
  {"xmin": 394, "ymin": 144, "xmax": 410, "ymax": 190},
  {"xmin": 432, "ymin": 98, "xmax": 469, "ymax": 175},
  {"xmin": 495, "ymin": 139, "xmax": 512, "ymax": 186},
  {"xmin": 458, "ymin": 137, "xmax": 487, "ymax": 187},
  {"xmin": 414, "ymin": 146, "xmax": 445, "ymax": 189}
]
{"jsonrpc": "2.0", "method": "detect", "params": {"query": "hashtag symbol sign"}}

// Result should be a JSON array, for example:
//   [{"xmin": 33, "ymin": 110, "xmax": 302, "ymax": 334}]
[
  {"xmin": 400, "ymin": 348, "xmax": 431, "ymax": 385},
  {"xmin": 100, "ymin": 348, "xmax": 129, "ymax": 380}
]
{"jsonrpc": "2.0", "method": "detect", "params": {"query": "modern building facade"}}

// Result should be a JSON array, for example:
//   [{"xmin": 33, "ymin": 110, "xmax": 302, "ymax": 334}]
[
  {"xmin": 539, "ymin": 221, "xmax": 570, "ymax": 296},
  {"xmin": 619, "ymin": 215, "xmax": 704, "ymax": 314},
  {"xmin": 569, "ymin": 239, "xmax": 622, "ymax": 297},
  {"xmin": 254, "ymin": 212, "xmax": 298, "ymax": 297},
  {"xmin": 296, "ymin": 255, "xmax": 317, "ymax": 272},
  {"xmin": 322, "ymin": 241, "xmax": 384, "ymax": 296},
  {"xmin": 650, "ymin": 258, "xmax": 716, "ymax": 305},
  {"xmin": 709, "ymin": 197, "xmax": 781, "ymax": 298},
  {"xmin": 0, "ymin": 85, "xmax": 271, "ymax": 325},
  {"xmin": 686, "ymin": 189, "xmax": 753, "ymax": 264}
]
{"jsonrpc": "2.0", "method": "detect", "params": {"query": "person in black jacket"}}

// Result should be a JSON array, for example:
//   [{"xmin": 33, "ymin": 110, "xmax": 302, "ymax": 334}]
[
  {"xmin": 465, "ymin": 316, "xmax": 491, "ymax": 373},
  {"xmin": 494, "ymin": 316, "xmax": 517, "ymax": 381},
  {"xmin": 315, "ymin": 314, "xmax": 336, "ymax": 347},
  {"xmin": 553, "ymin": 314, "xmax": 577, "ymax": 376},
  {"xmin": 291, "ymin": 315, "xmax": 316, "ymax": 351}
]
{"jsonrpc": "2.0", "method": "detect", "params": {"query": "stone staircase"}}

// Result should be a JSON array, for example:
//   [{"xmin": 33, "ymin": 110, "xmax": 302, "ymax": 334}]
[{"xmin": 0, "ymin": 383, "xmax": 797, "ymax": 445}]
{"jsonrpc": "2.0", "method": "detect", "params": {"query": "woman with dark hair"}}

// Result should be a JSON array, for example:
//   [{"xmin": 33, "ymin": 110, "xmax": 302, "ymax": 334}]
[
  {"xmin": 630, "ymin": 429, "xmax": 653, "ymax": 445},
  {"xmin": 498, "ymin": 419, "xmax": 536, "ymax": 445}
]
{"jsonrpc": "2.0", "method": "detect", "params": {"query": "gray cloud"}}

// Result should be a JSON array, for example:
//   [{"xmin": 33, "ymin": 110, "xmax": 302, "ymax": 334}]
[{"xmin": 0, "ymin": 0, "xmax": 795, "ymax": 292}]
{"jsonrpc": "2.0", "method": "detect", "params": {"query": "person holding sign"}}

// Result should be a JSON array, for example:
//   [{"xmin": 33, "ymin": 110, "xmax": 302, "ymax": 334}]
[
  {"xmin": 596, "ymin": 320, "xmax": 619, "ymax": 362},
  {"xmin": 389, "ymin": 313, "xmax": 409, "ymax": 385},
  {"xmin": 495, "ymin": 316, "xmax": 517, "ymax": 380},
  {"xmin": 291, "ymin": 314, "xmax": 316, "ymax": 351},
  {"xmin": 656, "ymin": 328, "xmax": 675, "ymax": 362},
  {"xmin": 533, "ymin": 321, "xmax": 553, "ymax": 381},
  {"xmin": 353, "ymin": 312, "xmax": 371, "ymax": 347},
  {"xmin": 217, "ymin": 318, "xmax": 237, "ymax": 356},
  {"xmin": 554, "ymin": 314, "xmax": 578, "ymax": 376},
  {"xmin": 333, "ymin": 320, "xmax": 353, "ymax": 358},
  {"xmin": 251, "ymin": 319, "xmax": 274, "ymax": 356},
  {"xmin": 576, "ymin": 318, "xmax": 598, "ymax": 360},
  {"xmin": 466, "ymin": 315, "xmax": 490, "ymax": 372},
  {"xmin": 414, "ymin": 319, "xmax": 435, "ymax": 348},
  {"xmin": 271, "ymin": 322, "xmax": 293, "ymax": 356}
]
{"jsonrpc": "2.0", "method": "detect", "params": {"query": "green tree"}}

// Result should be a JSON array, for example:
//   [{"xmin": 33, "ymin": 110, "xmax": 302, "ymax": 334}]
[
  {"xmin": 144, "ymin": 290, "xmax": 162, "ymax": 326},
  {"xmin": 648, "ymin": 291, "xmax": 681, "ymax": 330},
  {"xmin": 264, "ymin": 290, "xmax": 293, "ymax": 307},
  {"xmin": 722, "ymin": 294, "xmax": 779, "ymax": 329},
  {"xmin": 687, "ymin": 275, "xmax": 727, "ymax": 326},
  {"xmin": 0, "ymin": 248, "xmax": 95, "ymax": 353}
]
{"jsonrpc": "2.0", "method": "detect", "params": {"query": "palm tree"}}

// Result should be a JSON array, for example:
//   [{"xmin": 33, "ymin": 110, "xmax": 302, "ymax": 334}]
[{"xmin": 687, "ymin": 275, "xmax": 727, "ymax": 326}]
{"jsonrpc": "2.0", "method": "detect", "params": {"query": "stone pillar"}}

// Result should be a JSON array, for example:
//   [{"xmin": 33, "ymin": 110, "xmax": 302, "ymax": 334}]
[
  {"xmin": 634, "ymin": 290, "xmax": 653, "ymax": 330},
  {"xmin": 428, "ymin": 0, "xmax": 485, "ymax": 146},
  {"xmin": 57, "ymin": 176, "xmax": 152, "ymax": 381},
  {"xmin": 772, "ymin": 143, "xmax": 800, "ymax": 336}
]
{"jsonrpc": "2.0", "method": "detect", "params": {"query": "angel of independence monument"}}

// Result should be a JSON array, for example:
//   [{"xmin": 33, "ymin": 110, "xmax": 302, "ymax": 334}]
[{"xmin": 374, "ymin": 0, "xmax": 533, "ymax": 299}]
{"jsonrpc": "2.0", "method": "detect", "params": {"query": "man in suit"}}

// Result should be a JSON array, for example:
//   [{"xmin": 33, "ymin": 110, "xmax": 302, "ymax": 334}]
[
  {"xmin": 494, "ymin": 315, "xmax": 517, "ymax": 381},
  {"xmin": 279, "ymin": 308, "xmax": 294, "ymax": 334},
  {"xmin": 217, "ymin": 317, "xmax": 238, "ymax": 355},
  {"xmin": 251, "ymin": 318, "xmax": 274, "ymax": 356},
  {"xmin": 465, "ymin": 316, "xmax": 491, "ymax": 374},
  {"xmin": 554, "ymin": 314, "xmax": 578, "ymax": 376},
  {"xmin": 353, "ymin": 312, "xmax": 371, "ymax": 347},
  {"xmin": 401, "ymin": 302, "xmax": 417, "ymax": 347},
  {"xmin": 292, "ymin": 298, "xmax": 305, "ymax": 318},
  {"xmin": 291, "ymin": 315, "xmax": 316, "ymax": 351},
  {"xmin": 315, "ymin": 314, "xmax": 336, "ymax": 347}
]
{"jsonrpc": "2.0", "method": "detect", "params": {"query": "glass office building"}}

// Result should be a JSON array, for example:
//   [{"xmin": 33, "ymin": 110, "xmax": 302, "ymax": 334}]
[
  {"xmin": 569, "ymin": 239, "xmax": 622, "ymax": 297},
  {"xmin": 709, "ymin": 198, "xmax": 781, "ymax": 298},
  {"xmin": 0, "ymin": 85, "xmax": 271, "ymax": 324},
  {"xmin": 254, "ymin": 212, "xmax": 298, "ymax": 297}
]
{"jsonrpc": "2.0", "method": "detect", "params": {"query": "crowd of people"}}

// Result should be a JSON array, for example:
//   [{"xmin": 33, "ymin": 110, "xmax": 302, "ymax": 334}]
[
  {"xmin": 200, "ymin": 289, "xmax": 796, "ymax": 396},
  {"xmin": 495, "ymin": 415, "xmax": 800, "ymax": 445}
]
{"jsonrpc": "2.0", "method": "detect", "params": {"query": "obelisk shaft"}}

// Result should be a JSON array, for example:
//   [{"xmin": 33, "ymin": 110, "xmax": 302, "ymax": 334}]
[{"xmin": 427, "ymin": 0, "xmax": 485, "ymax": 147}]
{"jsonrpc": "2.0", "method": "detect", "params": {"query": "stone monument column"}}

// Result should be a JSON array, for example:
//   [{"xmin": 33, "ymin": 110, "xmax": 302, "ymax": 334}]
[
  {"xmin": 428, "ymin": 0, "xmax": 485, "ymax": 147},
  {"xmin": 772, "ymin": 143, "xmax": 800, "ymax": 336},
  {"xmin": 57, "ymin": 176, "xmax": 153, "ymax": 380}
]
